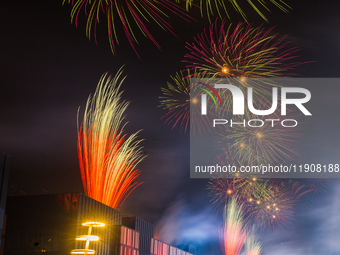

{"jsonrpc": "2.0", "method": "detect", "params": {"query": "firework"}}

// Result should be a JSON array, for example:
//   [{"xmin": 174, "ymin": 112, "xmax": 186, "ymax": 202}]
[
  {"xmin": 159, "ymin": 71, "xmax": 191, "ymax": 133},
  {"xmin": 209, "ymin": 178, "xmax": 313, "ymax": 229},
  {"xmin": 63, "ymin": 0, "xmax": 192, "ymax": 56},
  {"xmin": 216, "ymin": 108, "xmax": 301, "ymax": 167},
  {"xmin": 77, "ymin": 70, "xmax": 145, "ymax": 209},
  {"xmin": 245, "ymin": 180, "xmax": 296, "ymax": 229},
  {"xmin": 184, "ymin": 21, "xmax": 300, "ymax": 79},
  {"xmin": 220, "ymin": 196, "xmax": 247, "ymax": 255},
  {"xmin": 245, "ymin": 226, "xmax": 262, "ymax": 255},
  {"xmin": 183, "ymin": 0, "xmax": 290, "ymax": 22},
  {"xmin": 306, "ymin": 178, "xmax": 329, "ymax": 195},
  {"xmin": 184, "ymin": 22, "xmax": 301, "ymax": 119},
  {"xmin": 209, "ymin": 177, "xmax": 274, "ymax": 211},
  {"xmin": 159, "ymin": 71, "xmax": 219, "ymax": 134}
]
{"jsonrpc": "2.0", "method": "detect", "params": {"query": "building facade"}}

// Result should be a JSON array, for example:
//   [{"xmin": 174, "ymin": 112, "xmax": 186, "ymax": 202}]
[
  {"xmin": 150, "ymin": 239, "xmax": 193, "ymax": 255},
  {"xmin": 3, "ymin": 193, "xmax": 121, "ymax": 255},
  {"xmin": 122, "ymin": 217, "xmax": 155, "ymax": 255},
  {"xmin": 111, "ymin": 225, "xmax": 140, "ymax": 255},
  {"xmin": 3, "ymin": 193, "xmax": 195, "ymax": 255}
]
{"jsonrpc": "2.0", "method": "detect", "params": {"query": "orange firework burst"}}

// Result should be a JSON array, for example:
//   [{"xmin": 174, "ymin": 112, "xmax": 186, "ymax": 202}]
[
  {"xmin": 220, "ymin": 196, "xmax": 248, "ymax": 255},
  {"xmin": 77, "ymin": 69, "xmax": 145, "ymax": 209}
]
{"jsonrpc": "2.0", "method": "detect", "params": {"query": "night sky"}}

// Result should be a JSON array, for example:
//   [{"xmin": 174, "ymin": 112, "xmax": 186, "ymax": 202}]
[{"xmin": 1, "ymin": 0, "xmax": 340, "ymax": 254}]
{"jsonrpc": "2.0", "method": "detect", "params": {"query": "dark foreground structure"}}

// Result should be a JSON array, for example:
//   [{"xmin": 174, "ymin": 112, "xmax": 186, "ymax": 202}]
[
  {"xmin": 0, "ymin": 152, "xmax": 11, "ymax": 252},
  {"xmin": 3, "ymin": 193, "xmax": 194, "ymax": 255}
]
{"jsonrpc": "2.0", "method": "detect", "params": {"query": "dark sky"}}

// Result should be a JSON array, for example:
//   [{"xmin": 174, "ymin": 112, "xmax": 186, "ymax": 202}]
[{"xmin": 1, "ymin": 0, "xmax": 340, "ymax": 254}]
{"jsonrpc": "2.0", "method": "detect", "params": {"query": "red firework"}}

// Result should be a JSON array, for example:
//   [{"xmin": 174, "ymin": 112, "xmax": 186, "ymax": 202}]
[{"xmin": 184, "ymin": 20, "xmax": 301, "ymax": 79}]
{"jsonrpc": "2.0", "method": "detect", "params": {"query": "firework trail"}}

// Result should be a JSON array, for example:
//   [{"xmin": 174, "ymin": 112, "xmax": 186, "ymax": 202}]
[
  {"xmin": 245, "ymin": 180, "xmax": 296, "ymax": 229},
  {"xmin": 159, "ymin": 71, "xmax": 219, "ymax": 134},
  {"xmin": 220, "ymin": 196, "xmax": 248, "ymax": 255},
  {"xmin": 216, "ymin": 108, "xmax": 301, "ymax": 167},
  {"xmin": 184, "ymin": 21, "xmax": 302, "ymax": 119},
  {"xmin": 161, "ymin": 21, "xmax": 301, "ymax": 133},
  {"xmin": 159, "ymin": 71, "xmax": 191, "ymax": 133},
  {"xmin": 207, "ymin": 87, "xmax": 304, "ymax": 228},
  {"xmin": 245, "ymin": 226, "xmax": 262, "ymax": 255},
  {"xmin": 184, "ymin": 21, "xmax": 300, "ymax": 79},
  {"xmin": 182, "ymin": 0, "xmax": 290, "ymax": 22},
  {"xmin": 210, "ymin": 177, "xmax": 274, "ymax": 212},
  {"xmin": 306, "ymin": 178, "xmax": 330, "ymax": 195},
  {"xmin": 209, "ymin": 178, "xmax": 314, "ymax": 229},
  {"xmin": 77, "ymin": 69, "xmax": 145, "ymax": 209},
  {"xmin": 63, "ymin": 0, "xmax": 192, "ymax": 56}
]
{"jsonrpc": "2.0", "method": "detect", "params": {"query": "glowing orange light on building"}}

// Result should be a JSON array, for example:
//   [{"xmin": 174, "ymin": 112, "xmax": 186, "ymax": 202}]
[
  {"xmin": 71, "ymin": 222, "xmax": 105, "ymax": 255},
  {"xmin": 71, "ymin": 249, "xmax": 95, "ymax": 254},
  {"xmin": 76, "ymin": 235, "xmax": 99, "ymax": 241},
  {"xmin": 82, "ymin": 222, "xmax": 105, "ymax": 227},
  {"xmin": 192, "ymin": 98, "xmax": 198, "ymax": 104}
]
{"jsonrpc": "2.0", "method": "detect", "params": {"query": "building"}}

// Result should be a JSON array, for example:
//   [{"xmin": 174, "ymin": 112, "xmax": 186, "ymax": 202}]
[
  {"xmin": 3, "ymin": 193, "xmax": 121, "ymax": 254},
  {"xmin": 150, "ymin": 238, "xmax": 193, "ymax": 255},
  {"xmin": 3, "ymin": 193, "xmax": 195, "ymax": 255},
  {"xmin": 122, "ymin": 217, "xmax": 154, "ymax": 255},
  {"xmin": 111, "ymin": 225, "xmax": 139, "ymax": 255}
]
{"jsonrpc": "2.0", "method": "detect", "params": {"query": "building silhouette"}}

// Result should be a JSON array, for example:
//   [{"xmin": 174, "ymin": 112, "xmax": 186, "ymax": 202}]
[
  {"xmin": 3, "ymin": 193, "xmax": 195, "ymax": 255},
  {"xmin": 0, "ymin": 152, "xmax": 11, "ymax": 253}
]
